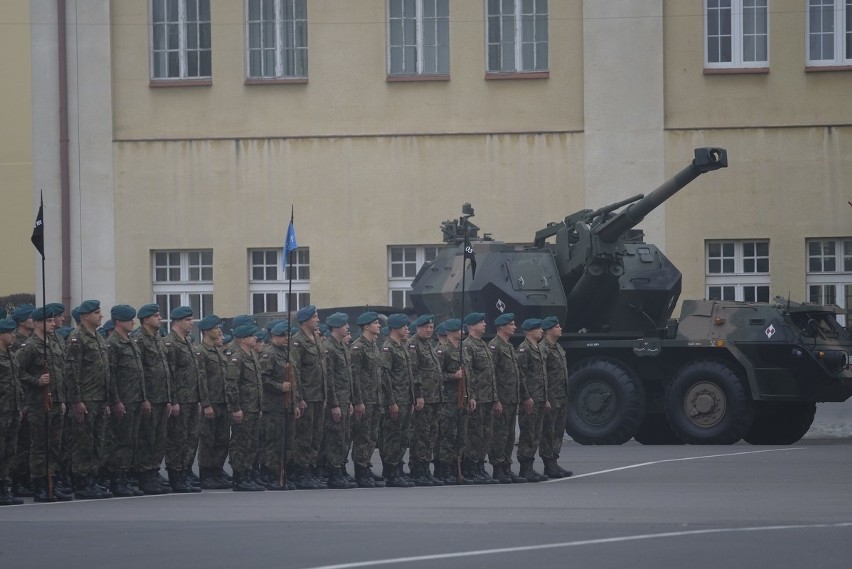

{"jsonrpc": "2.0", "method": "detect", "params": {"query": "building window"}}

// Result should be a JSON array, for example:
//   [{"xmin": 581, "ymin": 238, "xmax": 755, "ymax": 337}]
[
  {"xmin": 806, "ymin": 238, "xmax": 852, "ymax": 325},
  {"xmin": 152, "ymin": 250, "xmax": 214, "ymax": 332},
  {"xmin": 807, "ymin": 0, "xmax": 852, "ymax": 66},
  {"xmin": 486, "ymin": 0, "xmax": 548, "ymax": 73},
  {"xmin": 388, "ymin": 245, "xmax": 438, "ymax": 308},
  {"xmin": 705, "ymin": 240, "xmax": 770, "ymax": 302},
  {"xmin": 705, "ymin": 0, "xmax": 768, "ymax": 69},
  {"xmin": 151, "ymin": 0, "xmax": 212, "ymax": 80},
  {"xmin": 388, "ymin": 0, "xmax": 449, "ymax": 76},
  {"xmin": 248, "ymin": 248, "xmax": 310, "ymax": 314},
  {"xmin": 247, "ymin": 0, "xmax": 308, "ymax": 79}
]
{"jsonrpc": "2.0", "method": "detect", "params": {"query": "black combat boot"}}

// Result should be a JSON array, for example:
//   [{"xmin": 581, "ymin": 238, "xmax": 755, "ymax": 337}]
[
  {"xmin": 462, "ymin": 460, "xmax": 479, "ymax": 484},
  {"xmin": 354, "ymin": 464, "xmax": 376, "ymax": 488},
  {"xmin": 557, "ymin": 463, "xmax": 574, "ymax": 478},
  {"xmin": 479, "ymin": 461, "xmax": 499, "ymax": 484},
  {"xmin": 0, "ymin": 480, "xmax": 23, "ymax": 506},
  {"xmin": 262, "ymin": 467, "xmax": 286, "ymax": 491},
  {"xmin": 443, "ymin": 460, "xmax": 461, "ymax": 485},
  {"xmin": 32, "ymin": 477, "xmax": 58, "ymax": 502},
  {"xmin": 385, "ymin": 463, "xmax": 414, "ymax": 488},
  {"xmin": 168, "ymin": 468, "xmax": 192, "ymax": 493},
  {"xmin": 291, "ymin": 465, "xmax": 321, "ymax": 490},
  {"xmin": 11, "ymin": 473, "xmax": 34, "ymax": 498},
  {"xmin": 327, "ymin": 467, "xmax": 356, "ymax": 489},
  {"xmin": 91, "ymin": 474, "xmax": 113, "ymax": 498},
  {"xmin": 491, "ymin": 463, "xmax": 512, "ymax": 484},
  {"xmin": 72, "ymin": 474, "xmax": 101, "ymax": 500},
  {"xmin": 342, "ymin": 465, "xmax": 357, "ymax": 485},
  {"xmin": 410, "ymin": 461, "xmax": 432, "ymax": 487},
  {"xmin": 424, "ymin": 461, "xmax": 444, "ymax": 486},
  {"xmin": 110, "ymin": 472, "xmax": 137, "ymax": 497},
  {"xmin": 232, "ymin": 470, "xmax": 263, "ymax": 491},
  {"xmin": 48, "ymin": 475, "xmax": 75, "ymax": 500},
  {"xmin": 139, "ymin": 470, "xmax": 167, "ymax": 495},
  {"xmin": 504, "ymin": 463, "xmax": 527, "ymax": 484},
  {"xmin": 543, "ymin": 459, "xmax": 565, "ymax": 479},
  {"xmin": 518, "ymin": 460, "xmax": 548, "ymax": 483}
]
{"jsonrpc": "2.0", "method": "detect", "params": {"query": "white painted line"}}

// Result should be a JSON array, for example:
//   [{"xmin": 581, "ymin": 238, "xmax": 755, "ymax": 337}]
[{"xmin": 301, "ymin": 521, "xmax": 852, "ymax": 569}]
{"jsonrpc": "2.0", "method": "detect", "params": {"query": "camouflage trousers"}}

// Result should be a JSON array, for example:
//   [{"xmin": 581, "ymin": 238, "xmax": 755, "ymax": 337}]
[
  {"xmin": 466, "ymin": 401, "xmax": 494, "ymax": 463},
  {"xmin": 410, "ymin": 403, "xmax": 441, "ymax": 464},
  {"xmin": 11, "ymin": 415, "xmax": 30, "ymax": 477},
  {"xmin": 540, "ymin": 399, "xmax": 568, "ymax": 460},
  {"xmin": 350, "ymin": 404, "xmax": 381, "ymax": 468},
  {"xmin": 379, "ymin": 404, "xmax": 411, "ymax": 467},
  {"xmin": 324, "ymin": 405, "xmax": 352, "ymax": 468},
  {"xmin": 260, "ymin": 411, "xmax": 287, "ymax": 471},
  {"xmin": 165, "ymin": 402, "xmax": 200, "ymax": 470},
  {"xmin": 136, "ymin": 402, "xmax": 170, "ymax": 472},
  {"xmin": 437, "ymin": 403, "xmax": 468, "ymax": 464},
  {"xmin": 198, "ymin": 403, "xmax": 230, "ymax": 470},
  {"xmin": 516, "ymin": 401, "xmax": 546, "ymax": 461},
  {"xmin": 106, "ymin": 402, "xmax": 142, "ymax": 473},
  {"xmin": 27, "ymin": 405, "xmax": 64, "ymax": 477},
  {"xmin": 0, "ymin": 411, "xmax": 21, "ymax": 480},
  {"xmin": 61, "ymin": 412, "xmax": 74, "ymax": 472},
  {"xmin": 71, "ymin": 400, "xmax": 107, "ymax": 477},
  {"xmin": 228, "ymin": 411, "xmax": 259, "ymax": 473},
  {"xmin": 293, "ymin": 401, "xmax": 324, "ymax": 468},
  {"xmin": 490, "ymin": 404, "xmax": 519, "ymax": 466}
]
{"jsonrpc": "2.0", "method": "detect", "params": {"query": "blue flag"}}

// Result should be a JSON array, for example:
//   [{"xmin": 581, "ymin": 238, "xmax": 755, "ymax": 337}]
[{"xmin": 283, "ymin": 220, "xmax": 298, "ymax": 268}]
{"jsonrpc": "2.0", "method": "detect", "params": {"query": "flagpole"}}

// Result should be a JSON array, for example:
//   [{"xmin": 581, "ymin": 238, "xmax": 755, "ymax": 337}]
[
  {"xmin": 35, "ymin": 191, "xmax": 54, "ymax": 500},
  {"xmin": 285, "ymin": 205, "xmax": 295, "ymax": 360},
  {"xmin": 456, "ymin": 205, "xmax": 474, "ymax": 484}
]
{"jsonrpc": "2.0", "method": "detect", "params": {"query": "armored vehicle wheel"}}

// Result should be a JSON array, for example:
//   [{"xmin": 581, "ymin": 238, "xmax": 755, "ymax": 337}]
[
  {"xmin": 565, "ymin": 358, "xmax": 646, "ymax": 445},
  {"xmin": 665, "ymin": 360, "xmax": 752, "ymax": 445},
  {"xmin": 742, "ymin": 402, "xmax": 816, "ymax": 445},
  {"xmin": 633, "ymin": 413, "xmax": 685, "ymax": 445}
]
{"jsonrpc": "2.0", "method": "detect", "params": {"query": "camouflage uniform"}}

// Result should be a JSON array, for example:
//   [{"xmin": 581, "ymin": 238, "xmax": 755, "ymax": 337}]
[
  {"xmin": 349, "ymin": 334, "xmax": 383, "ymax": 471},
  {"xmin": 257, "ymin": 343, "xmax": 296, "ymax": 476},
  {"xmin": 106, "ymin": 333, "xmax": 147, "ymax": 476},
  {"xmin": 16, "ymin": 333, "xmax": 65, "ymax": 478},
  {"xmin": 0, "ymin": 345, "xmax": 23, "ymax": 483},
  {"xmin": 437, "ymin": 342, "xmax": 469, "ymax": 465},
  {"xmin": 9, "ymin": 330, "xmax": 30, "ymax": 491},
  {"xmin": 323, "ymin": 335, "xmax": 352, "ymax": 470},
  {"xmin": 378, "ymin": 337, "xmax": 413, "ymax": 471},
  {"xmin": 198, "ymin": 340, "xmax": 230, "ymax": 474},
  {"xmin": 488, "ymin": 334, "xmax": 521, "ymax": 467},
  {"xmin": 463, "ymin": 337, "xmax": 497, "ymax": 468},
  {"xmin": 224, "ymin": 347, "xmax": 262, "ymax": 477},
  {"xmin": 540, "ymin": 339, "xmax": 569, "ymax": 460},
  {"xmin": 135, "ymin": 328, "xmax": 172, "ymax": 476},
  {"xmin": 63, "ymin": 327, "xmax": 114, "ymax": 478},
  {"xmin": 516, "ymin": 338, "xmax": 547, "ymax": 462},
  {"xmin": 408, "ymin": 335, "xmax": 443, "ymax": 466},
  {"xmin": 163, "ymin": 331, "xmax": 202, "ymax": 474},
  {"xmin": 290, "ymin": 330, "xmax": 328, "ymax": 470}
]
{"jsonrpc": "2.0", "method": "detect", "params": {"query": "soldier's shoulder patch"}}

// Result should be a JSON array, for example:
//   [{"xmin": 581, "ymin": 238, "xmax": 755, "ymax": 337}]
[
  {"xmin": 489, "ymin": 343, "xmax": 496, "ymax": 350},
  {"xmin": 518, "ymin": 347, "xmax": 526, "ymax": 353}
]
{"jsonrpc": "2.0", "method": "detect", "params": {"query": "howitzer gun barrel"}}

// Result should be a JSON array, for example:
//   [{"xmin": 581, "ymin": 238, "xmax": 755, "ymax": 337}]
[{"xmin": 595, "ymin": 147, "xmax": 727, "ymax": 244}]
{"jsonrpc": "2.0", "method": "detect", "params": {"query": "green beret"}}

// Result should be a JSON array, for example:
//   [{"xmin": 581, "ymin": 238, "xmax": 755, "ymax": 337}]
[
  {"xmin": 233, "ymin": 324, "xmax": 258, "ymax": 338},
  {"xmin": 540, "ymin": 316, "xmax": 560, "ymax": 331},
  {"xmin": 11, "ymin": 304, "xmax": 35, "ymax": 322},
  {"xmin": 47, "ymin": 303, "xmax": 65, "ymax": 318},
  {"xmin": 169, "ymin": 306, "xmax": 193, "ymax": 320},
  {"xmin": 413, "ymin": 314, "xmax": 434, "ymax": 327},
  {"xmin": 443, "ymin": 318, "xmax": 462, "ymax": 332},
  {"xmin": 408, "ymin": 322, "xmax": 417, "ymax": 335},
  {"xmin": 296, "ymin": 304, "xmax": 317, "ymax": 323},
  {"xmin": 31, "ymin": 307, "xmax": 48, "ymax": 321},
  {"xmin": 494, "ymin": 313, "xmax": 515, "ymax": 327},
  {"xmin": 137, "ymin": 303, "xmax": 160, "ymax": 320},
  {"xmin": 0, "ymin": 308, "xmax": 6, "ymax": 319},
  {"xmin": 0, "ymin": 318, "xmax": 16, "ymax": 333},
  {"xmin": 255, "ymin": 330, "xmax": 269, "ymax": 342},
  {"xmin": 521, "ymin": 318, "xmax": 542, "ymax": 332},
  {"xmin": 197, "ymin": 315, "xmax": 221, "ymax": 331},
  {"xmin": 319, "ymin": 323, "xmax": 329, "ymax": 337},
  {"xmin": 436, "ymin": 322, "xmax": 448, "ymax": 336},
  {"xmin": 356, "ymin": 311, "xmax": 379, "ymax": 326},
  {"xmin": 98, "ymin": 320, "xmax": 114, "ymax": 337},
  {"xmin": 78, "ymin": 300, "xmax": 100, "ymax": 315},
  {"xmin": 56, "ymin": 326, "xmax": 73, "ymax": 338},
  {"xmin": 111, "ymin": 304, "xmax": 137, "ymax": 322},
  {"xmin": 222, "ymin": 333, "xmax": 233, "ymax": 344},
  {"xmin": 270, "ymin": 322, "xmax": 290, "ymax": 337},
  {"xmin": 266, "ymin": 319, "xmax": 286, "ymax": 333},
  {"xmin": 381, "ymin": 326, "xmax": 389, "ymax": 337},
  {"xmin": 71, "ymin": 307, "xmax": 81, "ymax": 324},
  {"xmin": 325, "ymin": 312, "xmax": 349, "ymax": 329},
  {"xmin": 230, "ymin": 314, "xmax": 255, "ymax": 329},
  {"xmin": 464, "ymin": 312, "xmax": 486, "ymax": 326},
  {"xmin": 387, "ymin": 313, "xmax": 409, "ymax": 330}
]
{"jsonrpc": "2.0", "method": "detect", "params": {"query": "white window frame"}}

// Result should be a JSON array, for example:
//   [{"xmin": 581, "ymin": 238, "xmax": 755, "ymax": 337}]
[
  {"xmin": 806, "ymin": 0, "xmax": 852, "ymax": 66},
  {"xmin": 387, "ymin": 0, "xmax": 450, "ymax": 76},
  {"xmin": 705, "ymin": 240, "xmax": 771, "ymax": 302},
  {"xmin": 150, "ymin": 0, "xmax": 212, "ymax": 80},
  {"xmin": 806, "ymin": 238, "xmax": 852, "ymax": 326},
  {"xmin": 486, "ymin": 0, "xmax": 549, "ymax": 73},
  {"xmin": 704, "ymin": 0, "xmax": 769, "ymax": 69},
  {"xmin": 152, "ymin": 250, "xmax": 214, "ymax": 331},
  {"xmin": 248, "ymin": 248, "xmax": 311, "ymax": 314},
  {"xmin": 246, "ymin": 0, "xmax": 308, "ymax": 79},
  {"xmin": 388, "ymin": 245, "xmax": 439, "ymax": 308}
]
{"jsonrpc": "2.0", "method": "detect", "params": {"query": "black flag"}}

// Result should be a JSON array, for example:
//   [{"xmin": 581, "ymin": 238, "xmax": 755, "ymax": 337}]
[
  {"xmin": 463, "ymin": 236, "xmax": 477, "ymax": 280},
  {"xmin": 31, "ymin": 194, "xmax": 45, "ymax": 259}
]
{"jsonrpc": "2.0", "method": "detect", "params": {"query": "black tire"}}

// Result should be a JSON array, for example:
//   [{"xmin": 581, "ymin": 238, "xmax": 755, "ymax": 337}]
[
  {"xmin": 633, "ymin": 413, "xmax": 685, "ymax": 445},
  {"xmin": 565, "ymin": 358, "xmax": 646, "ymax": 445},
  {"xmin": 665, "ymin": 359, "xmax": 752, "ymax": 445},
  {"xmin": 742, "ymin": 402, "xmax": 816, "ymax": 445}
]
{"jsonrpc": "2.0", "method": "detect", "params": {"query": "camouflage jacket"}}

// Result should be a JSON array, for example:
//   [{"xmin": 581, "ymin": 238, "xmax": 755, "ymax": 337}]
[
  {"xmin": 323, "ymin": 335, "xmax": 351, "ymax": 407},
  {"xmin": 64, "ymin": 326, "xmax": 115, "ymax": 404},
  {"xmin": 290, "ymin": 330, "xmax": 327, "ymax": 403},
  {"xmin": 11, "ymin": 330, "xmax": 31, "ymax": 354},
  {"xmin": 463, "ymin": 336, "xmax": 497, "ymax": 403},
  {"xmin": 540, "ymin": 339, "xmax": 569, "ymax": 402},
  {"xmin": 163, "ymin": 331, "xmax": 201, "ymax": 404},
  {"xmin": 380, "ymin": 337, "xmax": 413, "ymax": 406},
  {"xmin": 225, "ymin": 347, "xmax": 262, "ymax": 414},
  {"xmin": 517, "ymin": 339, "xmax": 547, "ymax": 402},
  {"xmin": 437, "ymin": 341, "xmax": 471, "ymax": 404},
  {"xmin": 488, "ymin": 334, "xmax": 521, "ymax": 405},
  {"xmin": 136, "ymin": 328, "xmax": 172, "ymax": 404},
  {"xmin": 16, "ymin": 333, "xmax": 66, "ymax": 406},
  {"xmin": 349, "ymin": 335, "xmax": 382, "ymax": 406},
  {"xmin": 258, "ymin": 343, "xmax": 296, "ymax": 413},
  {"xmin": 0, "ymin": 347, "xmax": 23, "ymax": 412},
  {"xmin": 108, "ymin": 333, "xmax": 147, "ymax": 404},
  {"xmin": 198, "ymin": 341, "xmax": 227, "ymax": 407},
  {"xmin": 408, "ymin": 335, "xmax": 443, "ymax": 404}
]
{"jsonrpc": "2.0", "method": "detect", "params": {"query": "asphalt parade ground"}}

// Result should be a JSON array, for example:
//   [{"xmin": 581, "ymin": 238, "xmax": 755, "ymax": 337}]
[{"xmin": 2, "ymin": 439, "xmax": 851, "ymax": 569}]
